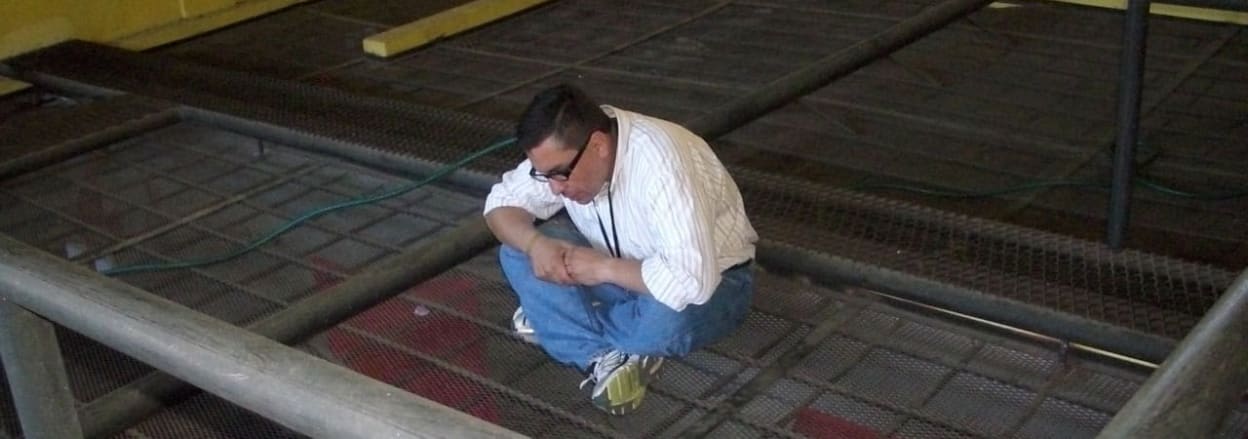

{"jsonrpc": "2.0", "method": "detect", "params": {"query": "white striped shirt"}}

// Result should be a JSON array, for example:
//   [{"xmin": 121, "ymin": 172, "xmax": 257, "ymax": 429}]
[{"xmin": 484, "ymin": 106, "xmax": 758, "ymax": 311}]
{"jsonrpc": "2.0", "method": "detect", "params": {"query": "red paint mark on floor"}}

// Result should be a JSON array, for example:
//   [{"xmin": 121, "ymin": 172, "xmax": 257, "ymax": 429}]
[
  {"xmin": 793, "ymin": 407, "xmax": 881, "ymax": 439},
  {"xmin": 318, "ymin": 269, "xmax": 501, "ymax": 423}
]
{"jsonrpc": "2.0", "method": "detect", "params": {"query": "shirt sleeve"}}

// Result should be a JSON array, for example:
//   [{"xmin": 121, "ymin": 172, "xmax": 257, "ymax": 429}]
[
  {"xmin": 637, "ymin": 140, "xmax": 721, "ymax": 312},
  {"xmin": 483, "ymin": 160, "xmax": 564, "ymax": 219}
]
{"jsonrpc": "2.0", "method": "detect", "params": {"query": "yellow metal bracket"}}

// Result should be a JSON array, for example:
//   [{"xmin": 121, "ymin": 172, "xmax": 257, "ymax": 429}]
[
  {"xmin": 362, "ymin": 0, "xmax": 551, "ymax": 58},
  {"xmin": 1046, "ymin": 0, "xmax": 1248, "ymax": 25}
]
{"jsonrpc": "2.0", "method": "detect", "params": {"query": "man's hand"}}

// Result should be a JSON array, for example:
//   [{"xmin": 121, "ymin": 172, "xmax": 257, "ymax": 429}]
[
  {"xmin": 564, "ymin": 246, "xmax": 612, "ymax": 285},
  {"xmin": 528, "ymin": 235, "xmax": 575, "ymax": 284}
]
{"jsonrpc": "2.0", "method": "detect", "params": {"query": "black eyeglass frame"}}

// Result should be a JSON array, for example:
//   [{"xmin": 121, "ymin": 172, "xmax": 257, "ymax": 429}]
[{"xmin": 529, "ymin": 131, "xmax": 593, "ymax": 183}]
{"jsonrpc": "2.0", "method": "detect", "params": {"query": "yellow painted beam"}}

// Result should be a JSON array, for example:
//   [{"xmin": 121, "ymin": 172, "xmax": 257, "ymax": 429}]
[
  {"xmin": 363, "ymin": 0, "xmax": 551, "ymax": 58},
  {"xmin": 0, "ymin": 76, "xmax": 31, "ymax": 97},
  {"xmin": 180, "ymin": 0, "xmax": 238, "ymax": 18},
  {"xmin": 114, "ymin": 0, "xmax": 311, "ymax": 51},
  {"xmin": 1, "ymin": 1, "xmax": 183, "ymax": 60},
  {"xmin": 1046, "ymin": 0, "xmax": 1248, "ymax": 25},
  {"xmin": 2, "ymin": 0, "xmax": 311, "ymax": 60}
]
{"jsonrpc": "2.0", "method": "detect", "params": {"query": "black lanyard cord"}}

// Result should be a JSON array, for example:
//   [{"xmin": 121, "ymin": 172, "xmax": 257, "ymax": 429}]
[{"xmin": 593, "ymin": 183, "xmax": 621, "ymax": 258}]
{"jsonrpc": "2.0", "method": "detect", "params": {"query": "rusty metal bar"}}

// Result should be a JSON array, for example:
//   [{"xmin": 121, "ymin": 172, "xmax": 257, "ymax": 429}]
[{"xmin": 0, "ymin": 299, "xmax": 84, "ymax": 439}]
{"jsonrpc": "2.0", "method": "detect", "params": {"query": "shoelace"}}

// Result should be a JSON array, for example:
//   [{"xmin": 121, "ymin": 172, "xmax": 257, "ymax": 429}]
[{"xmin": 580, "ymin": 350, "xmax": 627, "ymax": 390}]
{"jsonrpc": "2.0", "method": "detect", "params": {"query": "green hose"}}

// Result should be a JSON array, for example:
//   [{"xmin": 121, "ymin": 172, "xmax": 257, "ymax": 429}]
[{"xmin": 100, "ymin": 137, "xmax": 515, "ymax": 277}]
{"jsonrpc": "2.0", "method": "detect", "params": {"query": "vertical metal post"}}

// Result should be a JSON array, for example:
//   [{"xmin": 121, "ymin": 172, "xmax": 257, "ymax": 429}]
[
  {"xmin": 1106, "ymin": 0, "xmax": 1150, "ymax": 250},
  {"xmin": 1096, "ymin": 268, "xmax": 1248, "ymax": 438},
  {"xmin": 0, "ymin": 298, "xmax": 84, "ymax": 439}
]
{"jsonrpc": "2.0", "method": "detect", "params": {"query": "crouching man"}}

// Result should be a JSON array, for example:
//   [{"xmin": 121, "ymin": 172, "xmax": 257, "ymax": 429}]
[{"xmin": 483, "ymin": 83, "xmax": 758, "ymax": 414}]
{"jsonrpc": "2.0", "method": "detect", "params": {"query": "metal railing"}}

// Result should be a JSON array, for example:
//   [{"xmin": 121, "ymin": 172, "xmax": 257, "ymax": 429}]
[
  {"xmin": 1097, "ymin": 268, "xmax": 1248, "ymax": 438},
  {"xmin": 0, "ymin": 232, "xmax": 519, "ymax": 439}
]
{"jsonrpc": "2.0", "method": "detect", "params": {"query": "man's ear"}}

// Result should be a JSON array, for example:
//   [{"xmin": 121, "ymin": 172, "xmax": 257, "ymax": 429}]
[{"xmin": 594, "ymin": 131, "xmax": 611, "ymax": 158}]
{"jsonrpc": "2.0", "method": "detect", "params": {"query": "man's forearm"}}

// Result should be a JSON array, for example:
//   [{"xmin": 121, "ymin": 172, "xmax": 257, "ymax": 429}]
[
  {"xmin": 484, "ymin": 207, "xmax": 540, "ymax": 252},
  {"xmin": 603, "ymin": 258, "xmax": 650, "ymax": 294}
]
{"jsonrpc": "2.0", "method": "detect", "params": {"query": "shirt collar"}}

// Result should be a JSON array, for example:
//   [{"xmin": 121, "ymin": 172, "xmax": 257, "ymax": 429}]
[{"xmin": 594, "ymin": 105, "xmax": 631, "ymax": 200}]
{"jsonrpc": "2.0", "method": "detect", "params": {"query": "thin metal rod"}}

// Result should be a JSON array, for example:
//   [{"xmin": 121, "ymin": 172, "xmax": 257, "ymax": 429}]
[
  {"xmin": 756, "ymin": 241, "xmax": 1175, "ymax": 363},
  {"xmin": 78, "ymin": 216, "xmax": 500, "ymax": 438},
  {"xmin": 1106, "ymin": 0, "xmax": 1151, "ymax": 250},
  {"xmin": 0, "ymin": 299, "xmax": 84, "ymax": 439},
  {"xmin": 1097, "ymin": 268, "xmax": 1248, "ymax": 438},
  {"xmin": 686, "ymin": 0, "xmax": 994, "ymax": 140},
  {"xmin": 0, "ymin": 234, "xmax": 520, "ymax": 439}
]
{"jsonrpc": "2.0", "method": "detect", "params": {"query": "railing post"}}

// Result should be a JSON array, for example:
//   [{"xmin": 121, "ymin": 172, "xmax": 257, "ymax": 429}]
[
  {"xmin": 1106, "ymin": 0, "xmax": 1150, "ymax": 249},
  {"xmin": 0, "ymin": 298, "xmax": 84, "ymax": 439}
]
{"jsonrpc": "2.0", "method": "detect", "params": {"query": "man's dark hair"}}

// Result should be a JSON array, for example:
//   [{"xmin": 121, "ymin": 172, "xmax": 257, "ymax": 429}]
[{"xmin": 515, "ymin": 84, "xmax": 611, "ymax": 152}]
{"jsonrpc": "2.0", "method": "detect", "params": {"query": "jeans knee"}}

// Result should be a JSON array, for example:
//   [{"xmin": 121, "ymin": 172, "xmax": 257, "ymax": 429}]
[{"xmin": 621, "ymin": 331, "xmax": 694, "ymax": 357}]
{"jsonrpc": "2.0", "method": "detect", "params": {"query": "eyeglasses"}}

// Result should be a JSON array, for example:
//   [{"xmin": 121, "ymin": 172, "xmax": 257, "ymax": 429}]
[{"xmin": 529, "ymin": 131, "xmax": 592, "ymax": 183}]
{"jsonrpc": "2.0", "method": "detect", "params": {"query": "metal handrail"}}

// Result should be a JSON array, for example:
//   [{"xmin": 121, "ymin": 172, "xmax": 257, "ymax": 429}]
[
  {"xmin": 0, "ymin": 234, "xmax": 522, "ymax": 439},
  {"xmin": 1097, "ymin": 268, "xmax": 1248, "ymax": 438}
]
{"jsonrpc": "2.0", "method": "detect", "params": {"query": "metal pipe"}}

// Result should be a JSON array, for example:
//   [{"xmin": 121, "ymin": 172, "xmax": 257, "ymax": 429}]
[
  {"xmin": 5, "ymin": 70, "xmax": 126, "ymax": 99},
  {"xmin": 757, "ymin": 241, "xmax": 1175, "ymax": 363},
  {"xmin": 0, "ymin": 234, "xmax": 519, "ymax": 439},
  {"xmin": 1106, "ymin": 0, "xmax": 1150, "ymax": 250},
  {"xmin": 686, "ymin": 0, "xmax": 993, "ymax": 140},
  {"xmin": 1096, "ymin": 268, "xmax": 1248, "ymax": 438},
  {"xmin": 0, "ymin": 109, "xmax": 179, "ymax": 180},
  {"xmin": 177, "ymin": 107, "xmax": 500, "ymax": 194},
  {"xmin": 0, "ymin": 299, "xmax": 84, "ymax": 439},
  {"xmin": 78, "ymin": 216, "xmax": 500, "ymax": 438}
]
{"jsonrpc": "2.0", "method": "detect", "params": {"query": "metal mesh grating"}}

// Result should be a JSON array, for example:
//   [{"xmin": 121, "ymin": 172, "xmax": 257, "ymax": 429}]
[
  {"xmin": 734, "ymin": 168, "xmax": 1233, "ymax": 340},
  {"xmin": 923, "ymin": 373, "xmax": 1036, "ymax": 437},
  {"xmin": 10, "ymin": 42, "xmax": 521, "ymax": 176},
  {"xmin": 11, "ymin": 40, "xmax": 1238, "ymax": 347},
  {"xmin": 1013, "ymin": 398, "xmax": 1114, "ymax": 439},
  {"xmin": 2, "ymin": 37, "xmax": 1244, "ymax": 438},
  {"xmin": 0, "ymin": 93, "xmax": 171, "ymax": 163},
  {"xmin": 118, "ymin": 392, "xmax": 305, "ymax": 439},
  {"xmin": 0, "ymin": 121, "xmax": 485, "ymax": 409}
]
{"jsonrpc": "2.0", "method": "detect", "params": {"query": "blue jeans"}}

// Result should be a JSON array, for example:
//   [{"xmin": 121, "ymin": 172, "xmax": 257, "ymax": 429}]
[{"xmin": 499, "ymin": 226, "xmax": 754, "ymax": 371}]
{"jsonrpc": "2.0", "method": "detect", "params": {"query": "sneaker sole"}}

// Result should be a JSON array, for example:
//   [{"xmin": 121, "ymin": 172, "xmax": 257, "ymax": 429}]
[{"xmin": 593, "ymin": 363, "xmax": 647, "ymax": 415}]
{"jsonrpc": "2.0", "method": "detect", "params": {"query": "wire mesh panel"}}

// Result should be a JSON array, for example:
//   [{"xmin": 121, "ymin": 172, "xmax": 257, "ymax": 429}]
[
  {"xmin": 3, "ymin": 125, "xmax": 1246, "ymax": 438},
  {"xmin": 735, "ymin": 168, "xmax": 1233, "ymax": 341},
  {"xmin": 0, "ymin": 93, "xmax": 172, "ymax": 164},
  {"xmin": 3, "ymin": 31, "xmax": 1245, "ymax": 439},
  {"xmin": 12, "ymin": 38, "xmax": 1240, "ymax": 348},
  {"xmin": 283, "ymin": 244, "xmax": 1248, "ymax": 439},
  {"xmin": 0, "ymin": 121, "xmax": 485, "ymax": 412},
  {"xmin": 119, "ymin": 392, "xmax": 307, "ymax": 439}
]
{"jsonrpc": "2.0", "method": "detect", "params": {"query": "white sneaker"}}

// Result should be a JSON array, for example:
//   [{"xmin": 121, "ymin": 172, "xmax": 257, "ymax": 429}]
[
  {"xmin": 579, "ymin": 350, "xmax": 664, "ymax": 415},
  {"xmin": 512, "ymin": 307, "xmax": 537, "ymax": 344}
]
